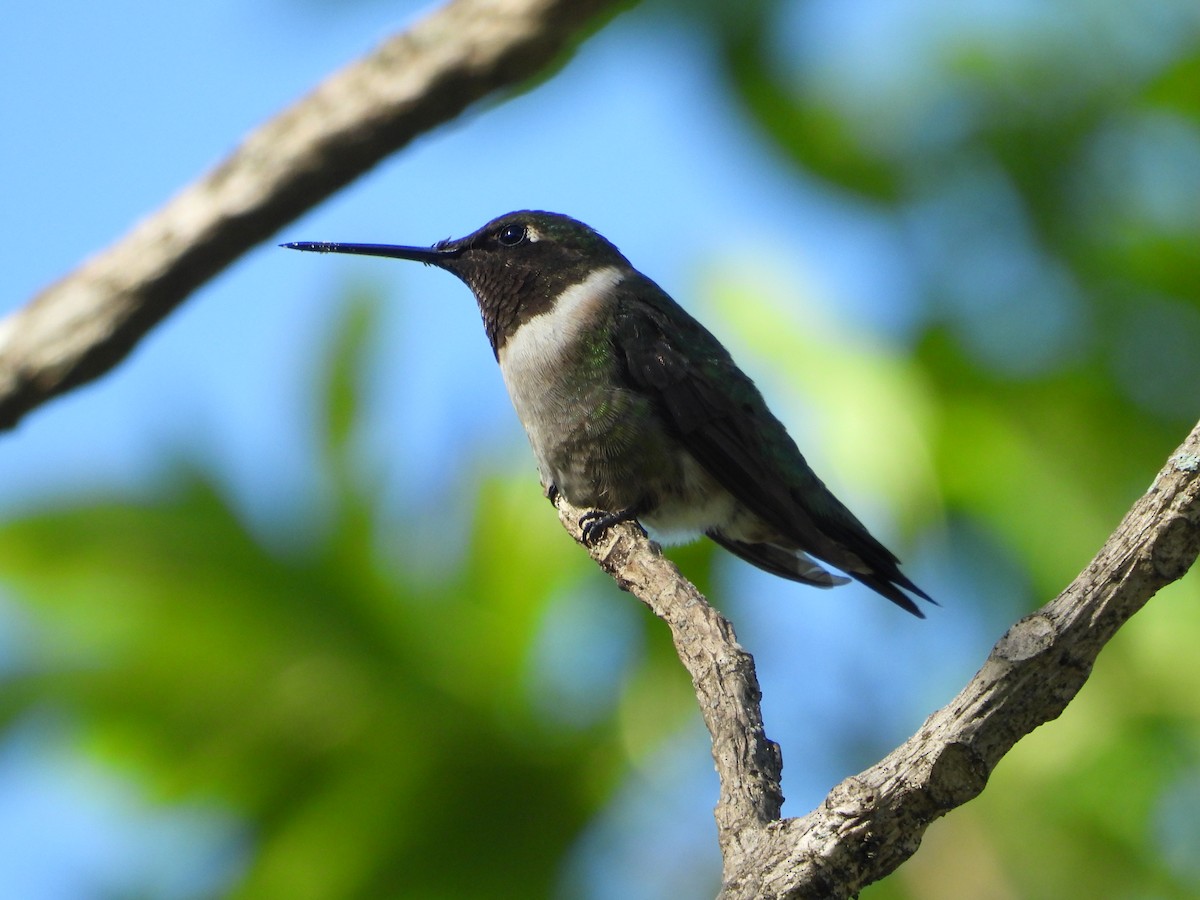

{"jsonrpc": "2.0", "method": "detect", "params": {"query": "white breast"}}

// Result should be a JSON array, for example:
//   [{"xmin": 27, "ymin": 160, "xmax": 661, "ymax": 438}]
[
  {"xmin": 497, "ymin": 265, "xmax": 626, "ymax": 485},
  {"xmin": 498, "ymin": 266, "xmax": 625, "ymax": 376}
]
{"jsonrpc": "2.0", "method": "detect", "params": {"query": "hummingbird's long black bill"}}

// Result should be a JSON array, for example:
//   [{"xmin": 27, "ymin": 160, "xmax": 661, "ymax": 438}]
[{"xmin": 280, "ymin": 241, "xmax": 448, "ymax": 264}]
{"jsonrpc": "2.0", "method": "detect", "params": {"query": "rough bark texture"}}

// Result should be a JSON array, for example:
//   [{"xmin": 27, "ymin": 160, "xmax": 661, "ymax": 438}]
[
  {"xmin": 554, "ymin": 500, "xmax": 784, "ymax": 855},
  {"xmin": 0, "ymin": 0, "xmax": 627, "ymax": 430},
  {"xmin": 558, "ymin": 422, "xmax": 1200, "ymax": 897}
]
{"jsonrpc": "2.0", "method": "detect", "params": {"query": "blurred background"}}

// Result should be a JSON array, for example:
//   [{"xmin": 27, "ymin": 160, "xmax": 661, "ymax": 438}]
[{"xmin": 3, "ymin": 0, "xmax": 1200, "ymax": 897}]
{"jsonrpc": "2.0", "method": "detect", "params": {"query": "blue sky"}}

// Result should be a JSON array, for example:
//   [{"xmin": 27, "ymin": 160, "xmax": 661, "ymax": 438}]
[{"xmin": 0, "ymin": 1, "xmax": 995, "ymax": 896}]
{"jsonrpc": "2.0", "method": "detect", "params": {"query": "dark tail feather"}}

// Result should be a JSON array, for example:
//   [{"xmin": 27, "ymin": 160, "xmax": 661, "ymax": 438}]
[
  {"xmin": 708, "ymin": 532, "xmax": 850, "ymax": 588},
  {"xmin": 849, "ymin": 569, "xmax": 935, "ymax": 618},
  {"xmin": 710, "ymin": 531, "xmax": 935, "ymax": 617},
  {"xmin": 708, "ymin": 531, "xmax": 935, "ymax": 618}
]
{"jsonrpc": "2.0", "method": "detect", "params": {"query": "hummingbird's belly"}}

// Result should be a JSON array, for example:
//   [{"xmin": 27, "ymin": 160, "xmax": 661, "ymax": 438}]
[
  {"xmin": 638, "ymin": 452, "xmax": 744, "ymax": 544},
  {"xmin": 522, "ymin": 386, "xmax": 749, "ymax": 541},
  {"xmin": 524, "ymin": 385, "xmax": 673, "ymax": 507},
  {"xmin": 504, "ymin": 365, "xmax": 709, "ymax": 515}
]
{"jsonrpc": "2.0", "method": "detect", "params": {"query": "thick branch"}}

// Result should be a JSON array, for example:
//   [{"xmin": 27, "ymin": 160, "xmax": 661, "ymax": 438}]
[
  {"xmin": 560, "ymin": 420, "xmax": 1200, "ymax": 898},
  {"xmin": 0, "ymin": 0, "xmax": 627, "ymax": 430},
  {"xmin": 738, "ymin": 421, "xmax": 1200, "ymax": 898}
]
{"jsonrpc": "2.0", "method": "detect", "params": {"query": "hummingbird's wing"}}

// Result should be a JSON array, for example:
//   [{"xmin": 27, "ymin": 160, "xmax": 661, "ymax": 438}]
[{"xmin": 613, "ymin": 281, "xmax": 930, "ymax": 615}]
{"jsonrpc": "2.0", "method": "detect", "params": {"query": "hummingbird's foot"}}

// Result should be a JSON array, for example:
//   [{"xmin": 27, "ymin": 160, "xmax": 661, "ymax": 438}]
[
  {"xmin": 578, "ymin": 507, "xmax": 646, "ymax": 545},
  {"xmin": 546, "ymin": 483, "xmax": 560, "ymax": 506}
]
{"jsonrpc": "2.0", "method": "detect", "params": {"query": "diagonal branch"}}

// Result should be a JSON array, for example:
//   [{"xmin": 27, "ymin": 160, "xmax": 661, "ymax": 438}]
[
  {"xmin": 0, "ymin": 0, "xmax": 629, "ymax": 431},
  {"xmin": 560, "ymin": 419, "xmax": 1200, "ymax": 898}
]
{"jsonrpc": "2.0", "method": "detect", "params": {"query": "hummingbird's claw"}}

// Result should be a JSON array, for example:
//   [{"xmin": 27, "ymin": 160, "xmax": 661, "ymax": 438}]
[{"xmin": 578, "ymin": 507, "xmax": 645, "ymax": 545}]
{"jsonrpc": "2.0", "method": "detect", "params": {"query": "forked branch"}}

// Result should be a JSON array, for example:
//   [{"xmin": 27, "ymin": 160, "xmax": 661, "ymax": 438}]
[{"xmin": 559, "ymin": 420, "xmax": 1200, "ymax": 897}]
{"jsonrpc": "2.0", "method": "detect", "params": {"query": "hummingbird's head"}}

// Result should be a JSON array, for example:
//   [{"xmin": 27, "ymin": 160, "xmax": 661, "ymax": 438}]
[{"xmin": 283, "ymin": 211, "xmax": 632, "ymax": 354}]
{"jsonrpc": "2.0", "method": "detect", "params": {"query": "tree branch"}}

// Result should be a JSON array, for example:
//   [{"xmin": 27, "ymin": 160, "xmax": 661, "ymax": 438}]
[
  {"xmin": 560, "ymin": 419, "xmax": 1200, "ymax": 897},
  {"xmin": 0, "ymin": 0, "xmax": 628, "ymax": 431},
  {"xmin": 554, "ymin": 498, "xmax": 784, "ymax": 860}
]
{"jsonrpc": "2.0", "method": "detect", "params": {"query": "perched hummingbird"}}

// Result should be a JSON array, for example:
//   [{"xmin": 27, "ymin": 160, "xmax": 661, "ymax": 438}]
[{"xmin": 283, "ymin": 211, "xmax": 932, "ymax": 616}]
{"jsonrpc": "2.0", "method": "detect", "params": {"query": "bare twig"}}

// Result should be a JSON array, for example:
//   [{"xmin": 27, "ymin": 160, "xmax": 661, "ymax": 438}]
[
  {"xmin": 560, "ymin": 421, "xmax": 1200, "ymax": 898},
  {"xmin": 0, "ymin": 0, "xmax": 629, "ymax": 430}
]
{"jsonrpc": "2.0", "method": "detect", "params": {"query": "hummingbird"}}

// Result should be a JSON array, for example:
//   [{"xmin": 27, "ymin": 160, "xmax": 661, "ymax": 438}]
[{"xmin": 283, "ymin": 211, "xmax": 932, "ymax": 616}]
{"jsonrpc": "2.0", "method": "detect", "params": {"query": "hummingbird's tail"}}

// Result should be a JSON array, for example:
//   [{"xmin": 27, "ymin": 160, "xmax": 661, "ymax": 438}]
[
  {"xmin": 846, "ymin": 569, "xmax": 934, "ymax": 619},
  {"xmin": 707, "ymin": 531, "xmax": 933, "ymax": 618},
  {"xmin": 707, "ymin": 532, "xmax": 851, "ymax": 589}
]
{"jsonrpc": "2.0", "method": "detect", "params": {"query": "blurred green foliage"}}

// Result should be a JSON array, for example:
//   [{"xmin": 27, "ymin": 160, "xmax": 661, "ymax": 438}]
[
  {"xmin": 3, "ymin": 0, "xmax": 1200, "ymax": 897},
  {"xmin": 0, "ymin": 299, "xmax": 595, "ymax": 897}
]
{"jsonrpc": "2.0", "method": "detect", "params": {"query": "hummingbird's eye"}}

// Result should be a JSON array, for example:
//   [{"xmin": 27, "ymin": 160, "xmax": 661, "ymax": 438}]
[{"xmin": 497, "ymin": 223, "xmax": 527, "ymax": 246}]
